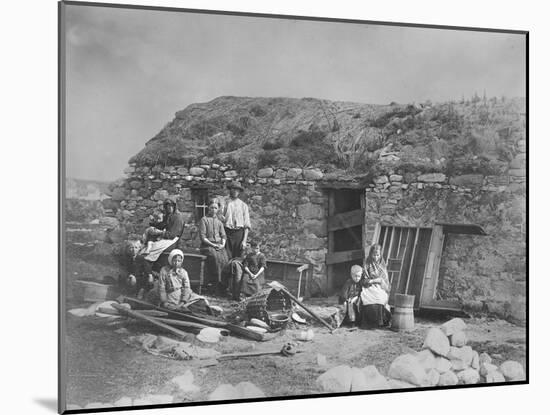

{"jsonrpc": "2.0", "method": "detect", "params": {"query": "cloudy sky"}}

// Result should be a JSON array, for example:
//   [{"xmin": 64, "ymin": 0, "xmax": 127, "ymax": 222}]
[{"xmin": 64, "ymin": 4, "xmax": 526, "ymax": 181}]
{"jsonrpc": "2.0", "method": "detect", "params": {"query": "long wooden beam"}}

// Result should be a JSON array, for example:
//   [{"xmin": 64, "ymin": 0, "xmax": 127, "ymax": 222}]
[
  {"xmin": 112, "ymin": 304, "xmax": 191, "ymax": 339},
  {"xmin": 327, "ymin": 209, "xmax": 365, "ymax": 232},
  {"xmin": 121, "ymin": 296, "xmax": 265, "ymax": 341},
  {"xmin": 325, "ymin": 249, "xmax": 364, "ymax": 265}
]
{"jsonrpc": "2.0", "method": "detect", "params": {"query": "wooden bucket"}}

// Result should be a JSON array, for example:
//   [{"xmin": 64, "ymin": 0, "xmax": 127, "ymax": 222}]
[{"xmin": 391, "ymin": 294, "xmax": 415, "ymax": 331}]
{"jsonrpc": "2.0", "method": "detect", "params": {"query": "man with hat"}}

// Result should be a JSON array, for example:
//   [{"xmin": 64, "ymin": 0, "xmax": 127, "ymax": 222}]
[{"xmin": 220, "ymin": 182, "xmax": 251, "ymax": 259}]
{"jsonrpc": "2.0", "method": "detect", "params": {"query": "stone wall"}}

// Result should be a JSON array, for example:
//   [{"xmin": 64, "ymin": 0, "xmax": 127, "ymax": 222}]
[
  {"xmin": 98, "ymin": 139, "xmax": 526, "ymax": 320},
  {"xmin": 363, "ymin": 138, "xmax": 526, "ymax": 321},
  {"xmin": 103, "ymin": 165, "xmax": 329, "ymax": 294}
]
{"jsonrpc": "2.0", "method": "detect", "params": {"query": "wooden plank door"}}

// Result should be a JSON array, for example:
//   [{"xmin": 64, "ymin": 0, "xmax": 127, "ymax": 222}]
[
  {"xmin": 377, "ymin": 226, "xmax": 432, "ymax": 308},
  {"xmin": 326, "ymin": 189, "xmax": 365, "ymax": 293},
  {"xmin": 419, "ymin": 225, "xmax": 461, "ymax": 310}
]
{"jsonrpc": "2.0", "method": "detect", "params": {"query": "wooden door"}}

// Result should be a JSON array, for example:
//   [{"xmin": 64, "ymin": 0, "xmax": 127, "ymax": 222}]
[
  {"xmin": 419, "ymin": 225, "xmax": 461, "ymax": 310},
  {"xmin": 326, "ymin": 189, "xmax": 365, "ymax": 294},
  {"xmin": 377, "ymin": 226, "xmax": 432, "ymax": 308}
]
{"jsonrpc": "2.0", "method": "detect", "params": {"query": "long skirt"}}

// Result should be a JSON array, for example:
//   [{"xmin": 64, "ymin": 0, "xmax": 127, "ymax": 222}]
[
  {"xmin": 200, "ymin": 246, "xmax": 229, "ymax": 284},
  {"xmin": 359, "ymin": 304, "xmax": 391, "ymax": 329},
  {"xmin": 241, "ymin": 274, "xmax": 263, "ymax": 297}
]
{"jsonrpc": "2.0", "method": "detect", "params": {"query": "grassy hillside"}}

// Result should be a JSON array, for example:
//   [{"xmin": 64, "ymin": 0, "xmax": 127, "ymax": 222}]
[{"xmin": 130, "ymin": 95, "xmax": 526, "ymax": 176}]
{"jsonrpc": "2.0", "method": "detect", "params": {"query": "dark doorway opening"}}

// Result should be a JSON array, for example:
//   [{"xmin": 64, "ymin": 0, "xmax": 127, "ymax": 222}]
[{"xmin": 327, "ymin": 189, "xmax": 365, "ymax": 293}]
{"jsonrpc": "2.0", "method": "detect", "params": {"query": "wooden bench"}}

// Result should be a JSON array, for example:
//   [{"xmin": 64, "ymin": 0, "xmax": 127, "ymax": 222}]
[
  {"xmin": 182, "ymin": 252, "xmax": 207, "ymax": 294},
  {"xmin": 264, "ymin": 259, "xmax": 312, "ymax": 299}
]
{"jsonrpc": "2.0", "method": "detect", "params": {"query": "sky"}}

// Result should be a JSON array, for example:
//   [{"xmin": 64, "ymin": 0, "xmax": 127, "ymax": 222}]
[{"xmin": 64, "ymin": 4, "xmax": 526, "ymax": 181}]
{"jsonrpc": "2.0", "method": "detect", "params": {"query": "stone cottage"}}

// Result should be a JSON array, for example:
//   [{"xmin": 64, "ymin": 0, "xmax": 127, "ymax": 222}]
[{"xmin": 99, "ymin": 96, "xmax": 526, "ymax": 321}]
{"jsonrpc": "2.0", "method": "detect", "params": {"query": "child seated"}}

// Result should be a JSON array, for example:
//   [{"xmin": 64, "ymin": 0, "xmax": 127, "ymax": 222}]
[
  {"xmin": 142, "ymin": 210, "xmax": 165, "ymax": 254},
  {"xmin": 339, "ymin": 264, "xmax": 363, "ymax": 324},
  {"xmin": 242, "ymin": 241, "xmax": 266, "ymax": 296}
]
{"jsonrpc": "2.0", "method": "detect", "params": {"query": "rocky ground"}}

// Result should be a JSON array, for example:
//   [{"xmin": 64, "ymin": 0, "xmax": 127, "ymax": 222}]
[{"xmin": 64, "ymin": 290, "xmax": 526, "ymax": 410}]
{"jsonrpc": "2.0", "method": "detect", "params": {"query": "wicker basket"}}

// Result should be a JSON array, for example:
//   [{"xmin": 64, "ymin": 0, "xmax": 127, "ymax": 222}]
[{"xmin": 245, "ymin": 287, "xmax": 292, "ymax": 326}]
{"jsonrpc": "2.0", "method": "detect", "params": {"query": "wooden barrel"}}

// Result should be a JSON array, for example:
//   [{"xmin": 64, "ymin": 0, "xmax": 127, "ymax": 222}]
[{"xmin": 391, "ymin": 294, "xmax": 415, "ymax": 331}]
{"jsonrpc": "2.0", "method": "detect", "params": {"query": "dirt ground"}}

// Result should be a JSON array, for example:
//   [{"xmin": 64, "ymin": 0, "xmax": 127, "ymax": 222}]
[{"xmin": 63, "ymin": 254, "xmax": 527, "ymax": 408}]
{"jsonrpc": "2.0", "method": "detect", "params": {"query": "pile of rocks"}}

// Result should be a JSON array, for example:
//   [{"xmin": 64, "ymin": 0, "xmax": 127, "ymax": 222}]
[
  {"xmin": 406, "ymin": 318, "xmax": 525, "ymax": 386},
  {"xmin": 316, "ymin": 318, "xmax": 525, "ymax": 393},
  {"xmin": 316, "ymin": 364, "xmax": 391, "ymax": 392}
]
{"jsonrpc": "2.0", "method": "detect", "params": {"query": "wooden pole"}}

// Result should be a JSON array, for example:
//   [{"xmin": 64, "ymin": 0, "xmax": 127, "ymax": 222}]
[
  {"xmin": 218, "ymin": 349, "xmax": 304, "ymax": 361},
  {"xmin": 153, "ymin": 317, "xmax": 210, "ymax": 331},
  {"xmin": 112, "ymin": 304, "xmax": 191, "ymax": 339},
  {"xmin": 121, "ymin": 297, "xmax": 265, "ymax": 341},
  {"xmin": 268, "ymin": 282, "xmax": 334, "ymax": 332}
]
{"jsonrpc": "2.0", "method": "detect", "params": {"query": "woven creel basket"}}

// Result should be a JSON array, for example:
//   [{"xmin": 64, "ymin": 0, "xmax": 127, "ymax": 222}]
[{"xmin": 245, "ymin": 287, "xmax": 292, "ymax": 324}]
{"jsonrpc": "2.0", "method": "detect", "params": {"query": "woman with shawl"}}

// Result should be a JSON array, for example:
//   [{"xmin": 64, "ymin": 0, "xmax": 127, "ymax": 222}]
[
  {"xmin": 140, "ymin": 199, "xmax": 185, "ymax": 263},
  {"xmin": 359, "ymin": 244, "xmax": 392, "ymax": 329}
]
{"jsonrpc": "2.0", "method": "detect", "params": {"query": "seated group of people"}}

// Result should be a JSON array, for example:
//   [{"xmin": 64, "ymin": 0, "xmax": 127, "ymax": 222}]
[
  {"xmin": 120, "ymin": 183, "xmax": 265, "ymax": 310},
  {"xmin": 121, "ymin": 183, "xmax": 392, "ymax": 329},
  {"xmin": 339, "ymin": 244, "xmax": 392, "ymax": 329}
]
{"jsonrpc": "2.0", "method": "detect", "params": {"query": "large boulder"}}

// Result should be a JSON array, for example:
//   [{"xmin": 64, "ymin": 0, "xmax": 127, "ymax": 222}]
[
  {"xmin": 387, "ymin": 379, "xmax": 416, "ymax": 389},
  {"xmin": 234, "ymin": 382, "xmax": 266, "ymax": 399},
  {"xmin": 208, "ymin": 384, "xmax": 239, "ymax": 401},
  {"xmin": 499, "ymin": 361, "xmax": 525, "ymax": 381},
  {"xmin": 426, "ymin": 369, "xmax": 440, "ymax": 387},
  {"xmin": 388, "ymin": 354, "xmax": 430, "ymax": 386},
  {"xmin": 171, "ymin": 371, "xmax": 200, "ymax": 393},
  {"xmin": 450, "ymin": 331, "xmax": 467, "ymax": 347},
  {"xmin": 316, "ymin": 365, "xmax": 353, "ymax": 393},
  {"xmin": 441, "ymin": 318, "xmax": 467, "ymax": 336},
  {"xmin": 350, "ymin": 366, "xmax": 390, "ymax": 392},
  {"xmin": 480, "ymin": 362, "xmax": 499, "ymax": 377},
  {"xmin": 415, "ymin": 349, "xmax": 437, "ymax": 371},
  {"xmin": 447, "ymin": 346, "xmax": 474, "ymax": 367},
  {"xmin": 423, "ymin": 328, "xmax": 450, "ymax": 356},
  {"xmin": 479, "ymin": 352, "xmax": 492, "ymax": 365},
  {"xmin": 438, "ymin": 371, "xmax": 458, "ymax": 386},
  {"xmin": 456, "ymin": 368, "xmax": 480, "ymax": 385},
  {"xmin": 434, "ymin": 356, "xmax": 452, "ymax": 374},
  {"xmin": 485, "ymin": 370, "xmax": 506, "ymax": 383}
]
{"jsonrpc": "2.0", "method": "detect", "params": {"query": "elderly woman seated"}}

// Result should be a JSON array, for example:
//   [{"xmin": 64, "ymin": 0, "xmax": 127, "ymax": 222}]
[{"xmin": 358, "ymin": 244, "xmax": 392, "ymax": 329}]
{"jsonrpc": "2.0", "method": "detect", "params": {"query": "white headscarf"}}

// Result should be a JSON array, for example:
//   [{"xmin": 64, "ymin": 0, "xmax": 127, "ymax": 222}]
[{"xmin": 168, "ymin": 249, "xmax": 184, "ymax": 266}]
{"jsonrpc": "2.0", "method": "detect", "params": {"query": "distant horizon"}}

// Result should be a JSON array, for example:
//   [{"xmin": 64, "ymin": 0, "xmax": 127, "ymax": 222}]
[{"xmin": 65, "ymin": 5, "xmax": 526, "ymax": 181}]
